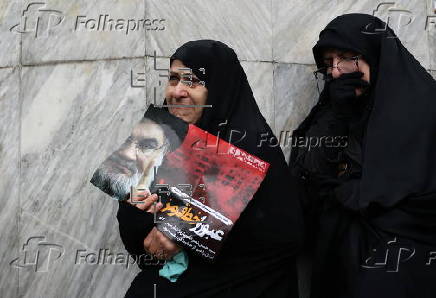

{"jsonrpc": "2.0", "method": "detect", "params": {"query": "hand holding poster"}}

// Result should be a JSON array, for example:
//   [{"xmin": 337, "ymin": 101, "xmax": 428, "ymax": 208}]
[{"xmin": 90, "ymin": 105, "xmax": 269, "ymax": 261}]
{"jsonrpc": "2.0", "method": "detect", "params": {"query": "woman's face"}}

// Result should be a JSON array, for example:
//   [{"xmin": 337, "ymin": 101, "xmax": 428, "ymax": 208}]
[
  {"xmin": 165, "ymin": 59, "xmax": 208, "ymax": 124},
  {"xmin": 322, "ymin": 49, "xmax": 370, "ymax": 96}
]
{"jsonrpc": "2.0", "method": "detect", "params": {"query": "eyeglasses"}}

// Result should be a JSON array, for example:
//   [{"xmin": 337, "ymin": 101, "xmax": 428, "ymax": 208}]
[
  {"xmin": 313, "ymin": 55, "xmax": 361, "ymax": 94},
  {"xmin": 168, "ymin": 73, "xmax": 205, "ymax": 88}
]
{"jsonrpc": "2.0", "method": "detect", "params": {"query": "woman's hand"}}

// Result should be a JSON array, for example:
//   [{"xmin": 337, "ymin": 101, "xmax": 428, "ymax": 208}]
[
  {"xmin": 127, "ymin": 184, "xmax": 163, "ymax": 212},
  {"xmin": 143, "ymin": 227, "xmax": 181, "ymax": 260},
  {"xmin": 127, "ymin": 184, "xmax": 181, "ymax": 259},
  {"xmin": 328, "ymin": 71, "xmax": 370, "ymax": 118}
]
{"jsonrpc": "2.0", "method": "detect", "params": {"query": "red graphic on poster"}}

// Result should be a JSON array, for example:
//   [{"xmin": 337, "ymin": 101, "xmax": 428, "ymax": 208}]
[{"xmin": 153, "ymin": 124, "xmax": 269, "ymax": 261}]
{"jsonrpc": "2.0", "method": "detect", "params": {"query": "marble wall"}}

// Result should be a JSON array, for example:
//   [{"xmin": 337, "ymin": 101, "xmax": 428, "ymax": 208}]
[{"xmin": 1, "ymin": 0, "xmax": 435, "ymax": 297}]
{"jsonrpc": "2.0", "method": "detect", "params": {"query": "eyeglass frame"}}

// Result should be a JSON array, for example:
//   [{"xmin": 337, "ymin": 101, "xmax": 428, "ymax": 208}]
[
  {"xmin": 168, "ymin": 69, "xmax": 206, "ymax": 88},
  {"xmin": 313, "ymin": 55, "xmax": 362, "ymax": 94}
]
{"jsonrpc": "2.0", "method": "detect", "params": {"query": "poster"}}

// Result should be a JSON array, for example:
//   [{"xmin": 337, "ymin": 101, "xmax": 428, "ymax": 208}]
[{"xmin": 90, "ymin": 105, "xmax": 269, "ymax": 260}]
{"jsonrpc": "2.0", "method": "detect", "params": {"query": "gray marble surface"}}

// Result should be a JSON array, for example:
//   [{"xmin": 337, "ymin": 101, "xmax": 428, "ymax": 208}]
[
  {"xmin": 0, "ymin": 67, "xmax": 20, "ymax": 298},
  {"xmin": 20, "ymin": 0, "xmax": 145, "ymax": 64},
  {"xmin": 274, "ymin": 63, "xmax": 319, "ymax": 163},
  {"xmin": 0, "ymin": 0, "xmax": 20, "ymax": 67},
  {"xmin": 17, "ymin": 58, "xmax": 146, "ymax": 297},
  {"xmin": 145, "ymin": 0, "xmax": 272, "ymax": 62},
  {"xmin": 428, "ymin": 23, "xmax": 436, "ymax": 70}
]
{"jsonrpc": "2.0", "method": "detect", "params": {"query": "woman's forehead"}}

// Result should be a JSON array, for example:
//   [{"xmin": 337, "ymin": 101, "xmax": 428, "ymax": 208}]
[
  {"xmin": 169, "ymin": 59, "xmax": 199, "ymax": 76},
  {"xmin": 170, "ymin": 59, "xmax": 187, "ymax": 71}
]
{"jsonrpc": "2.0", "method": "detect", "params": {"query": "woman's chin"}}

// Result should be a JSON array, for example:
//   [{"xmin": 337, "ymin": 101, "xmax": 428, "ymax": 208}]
[
  {"xmin": 181, "ymin": 115, "xmax": 195, "ymax": 124},
  {"xmin": 171, "ymin": 112, "xmax": 192, "ymax": 123}
]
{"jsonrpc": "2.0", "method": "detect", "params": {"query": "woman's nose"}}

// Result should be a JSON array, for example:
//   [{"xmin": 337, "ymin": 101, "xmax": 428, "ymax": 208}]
[
  {"xmin": 176, "ymin": 79, "xmax": 190, "ymax": 93},
  {"xmin": 331, "ymin": 57, "xmax": 341, "ymax": 79},
  {"xmin": 168, "ymin": 82, "xmax": 188, "ymax": 100},
  {"xmin": 331, "ymin": 67, "xmax": 341, "ymax": 79}
]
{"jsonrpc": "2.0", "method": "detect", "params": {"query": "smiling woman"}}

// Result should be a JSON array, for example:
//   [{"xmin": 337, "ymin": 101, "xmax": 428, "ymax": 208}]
[
  {"xmin": 165, "ymin": 59, "xmax": 208, "ymax": 124},
  {"xmin": 116, "ymin": 40, "xmax": 305, "ymax": 298}
]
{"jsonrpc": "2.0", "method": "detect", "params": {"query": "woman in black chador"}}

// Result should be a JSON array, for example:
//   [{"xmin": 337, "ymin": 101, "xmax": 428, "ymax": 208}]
[
  {"xmin": 117, "ymin": 40, "xmax": 305, "ymax": 297},
  {"xmin": 289, "ymin": 13, "xmax": 436, "ymax": 298}
]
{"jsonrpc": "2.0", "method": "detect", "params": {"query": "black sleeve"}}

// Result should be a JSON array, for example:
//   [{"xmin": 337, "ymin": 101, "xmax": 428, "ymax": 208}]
[
  {"xmin": 116, "ymin": 201, "xmax": 156, "ymax": 261},
  {"xmin": 292, "ymin": 103, "xmax": 349, "ymax": 187},
  {"xmin": 289, "ymin": 103, "xmax": 352, "ymax": 249}
]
